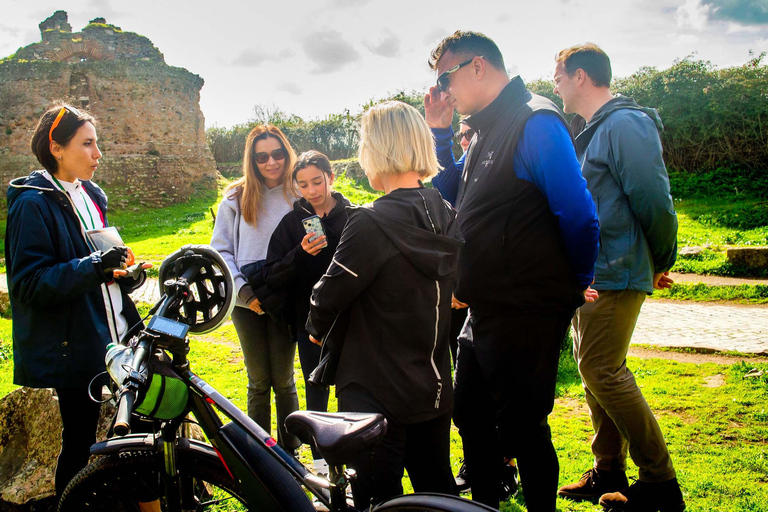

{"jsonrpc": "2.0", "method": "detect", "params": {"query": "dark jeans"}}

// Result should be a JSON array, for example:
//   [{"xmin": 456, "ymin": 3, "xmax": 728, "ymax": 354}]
[
  {"xmin": 339, "ymin": 384, "xmax": 457, "ymax": 508},
  {"xmin": 453, "ymin": 309, "xmax": 574, "ymax": 512},
  {"xmin": 296, "ymin": 329, "xmax": 330, "ymax": 458},
  {"xmin": 54, "ymin": 386, "xmax": 102, "ymax": 497},
  {"xmin": 231, "ymin": 306, "xmax": 301, "ymax": 451}
]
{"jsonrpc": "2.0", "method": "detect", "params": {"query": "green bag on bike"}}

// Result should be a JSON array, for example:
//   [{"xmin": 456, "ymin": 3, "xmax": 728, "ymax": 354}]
[{"xmin": 135, "ymin": 351, "xmax": 189, "ymax": 420}]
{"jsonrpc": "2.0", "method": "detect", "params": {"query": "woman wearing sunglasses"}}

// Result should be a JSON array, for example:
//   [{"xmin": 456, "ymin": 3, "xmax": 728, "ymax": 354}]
[
  {"xmin": 5, "ymin": 103, "xmax": 150, "ymax": 498},
  {"xmin": 210, "ymin": 124, "xmax": 301, "ymax": 451}
]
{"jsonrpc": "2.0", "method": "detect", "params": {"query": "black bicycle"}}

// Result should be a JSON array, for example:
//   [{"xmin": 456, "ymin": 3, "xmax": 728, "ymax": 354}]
[{"xmin": 57, "ymin": 245, "xmax": 495, "ymax": 512}]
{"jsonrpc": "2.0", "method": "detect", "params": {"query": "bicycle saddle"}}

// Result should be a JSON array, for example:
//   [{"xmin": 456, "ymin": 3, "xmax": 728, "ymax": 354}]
[{"xmin": 285, "ymin": 411, "xmax": 387, "ymax": 467}]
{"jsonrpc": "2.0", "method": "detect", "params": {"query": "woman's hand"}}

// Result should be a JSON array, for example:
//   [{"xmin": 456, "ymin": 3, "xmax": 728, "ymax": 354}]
[
  {"xmin": 248, "ymin": 298, "xmax": 264, "ymax": 315},
  {"xmin": 113, "ymin": 247, "xmax": 152, "ymax": 278},
  {"xmin": 451, "ymin": 294, "xmax": 468, "ymax": 309},
  {"xmin": 309, "ymin": 335, "xmax": 322, "ymax": 346},
  {"xmin": 301, "ymin": 233, "xmax": 327, "ymax": 256},
  {"xmin": 101, "ymin": 246, "xmax": 128, "ymax": 278}
]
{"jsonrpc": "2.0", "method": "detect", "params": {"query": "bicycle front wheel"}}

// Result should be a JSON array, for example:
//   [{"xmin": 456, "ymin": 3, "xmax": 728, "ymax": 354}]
[{"xmin": 57, "ymin": 448, "xmax": 246, "ymax": 511}]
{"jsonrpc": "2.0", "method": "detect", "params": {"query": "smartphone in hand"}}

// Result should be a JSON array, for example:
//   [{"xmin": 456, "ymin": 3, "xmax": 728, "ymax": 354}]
[{"xmin": 302, "ymin": 215, "xmax": 326, "ymax": 244}]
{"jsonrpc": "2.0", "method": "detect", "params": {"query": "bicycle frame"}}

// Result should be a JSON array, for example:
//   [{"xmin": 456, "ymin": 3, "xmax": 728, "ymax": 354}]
[
  {"xmin": 86, "ymin": 247, "xmax": 494, "ymax": 512},
  {"xmin": 99, "ymin": 329, "xmax": 330, "ymax": 512}
]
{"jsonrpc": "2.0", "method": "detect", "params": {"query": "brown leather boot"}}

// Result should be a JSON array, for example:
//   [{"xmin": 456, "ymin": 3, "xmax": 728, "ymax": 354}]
[
  {"xmin": 558, "ymin": 468, "xmax": 629, "ymax": 502},
  {"xmin": 599, "ymin": 478, "xmax": 685, "ymax": 511}
]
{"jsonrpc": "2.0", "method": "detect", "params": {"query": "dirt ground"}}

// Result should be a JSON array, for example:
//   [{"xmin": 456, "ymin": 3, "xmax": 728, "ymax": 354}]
[
  {"xmin": 669, "ymin": 272, "xmax": 768, "ymax": 286},
  {"xmin": 628, "ymin": 345, "xmax": 768, "ymax": 365}
]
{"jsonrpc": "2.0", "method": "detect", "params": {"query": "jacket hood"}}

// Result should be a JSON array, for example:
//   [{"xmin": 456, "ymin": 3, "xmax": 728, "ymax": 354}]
[
  {"xmin": 7, "ymin": 171, "xmax": 57, "ymax": 208},
  {"xmin": 355, "ymin": 187, "xmax": 462, "ymax": 281},
  {"xmin": 292, "ymin": 191, "xmax": 351, "ymax": 217},
  {"xmin": 575, "ymin": 95, "xmax": 663, "ymax": 155},
  {"xmin": 590, "ymin": 95, "xmax": 664, "ymax": 132}
]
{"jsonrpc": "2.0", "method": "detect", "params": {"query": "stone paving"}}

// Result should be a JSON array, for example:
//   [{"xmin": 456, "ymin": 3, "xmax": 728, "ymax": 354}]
[{"xmin": 634, "ymin": 301, "xmax": 768, "ymax": 355}]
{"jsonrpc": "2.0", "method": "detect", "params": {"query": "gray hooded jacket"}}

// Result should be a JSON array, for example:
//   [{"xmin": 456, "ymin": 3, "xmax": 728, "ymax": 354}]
[{"xmin": 574, "ymin": 96, "xmax": 678, "ymax": 293}]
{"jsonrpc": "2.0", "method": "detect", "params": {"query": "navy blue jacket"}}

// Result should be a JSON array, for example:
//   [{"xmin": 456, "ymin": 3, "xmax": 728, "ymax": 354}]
[{"xmin": 6, "ymin": 171, "xmax": 143, "ymax": 388}]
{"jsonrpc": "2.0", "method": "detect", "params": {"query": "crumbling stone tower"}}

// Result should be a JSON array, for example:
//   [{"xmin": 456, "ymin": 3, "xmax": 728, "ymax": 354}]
[{"xmin": 0, "ymin": 11, "xmax": 216, "ymax": 208}]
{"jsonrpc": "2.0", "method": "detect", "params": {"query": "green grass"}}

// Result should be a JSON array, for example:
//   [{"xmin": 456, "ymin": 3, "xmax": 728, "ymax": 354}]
[
  {"xmin": 650, "ymin": 283, "xmax": 768, "ymax": 304},
  {"xmin": 671, "ymin": 197, "xmax": 768, "ymax": 279},
  {"xmin": 548, "ymin": 351, "xmax": 768, "ymax": 512},
  {"xmin": 2, "ymin": 318, "xmax": 767, "ymax": 511}
]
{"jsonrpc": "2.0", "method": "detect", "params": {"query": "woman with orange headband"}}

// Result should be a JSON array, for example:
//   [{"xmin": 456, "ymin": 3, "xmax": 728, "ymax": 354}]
[{"xmin": 5, "ymin": 103, "xmax": 150, "ymax": 498}]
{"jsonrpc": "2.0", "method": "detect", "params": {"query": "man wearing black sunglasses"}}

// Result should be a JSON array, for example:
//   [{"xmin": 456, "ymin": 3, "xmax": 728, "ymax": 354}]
[{"xmin": 426, "ymin": 31, "xmax": 600, "ymax": 512}]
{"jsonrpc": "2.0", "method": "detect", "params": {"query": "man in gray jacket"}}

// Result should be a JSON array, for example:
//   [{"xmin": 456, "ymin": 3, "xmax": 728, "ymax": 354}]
[{"xmin": 553, "ymin": 43, "xmax": 684, "ymax": 512}]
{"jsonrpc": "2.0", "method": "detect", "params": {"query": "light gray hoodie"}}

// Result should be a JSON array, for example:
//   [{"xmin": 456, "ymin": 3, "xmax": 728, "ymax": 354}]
[{"xmin": 211, "ymin": 185, "xmax": 293, "ymax": 308}]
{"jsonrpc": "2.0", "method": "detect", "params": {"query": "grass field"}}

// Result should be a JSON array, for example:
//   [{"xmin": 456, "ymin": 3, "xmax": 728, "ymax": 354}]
[
  {"xmin": 3, "ymin": 318, "xmax": 765, "ymax": 512},
  {"xmin": 1, "ymin": 171, "xmax": 767, "ymax": 510}
]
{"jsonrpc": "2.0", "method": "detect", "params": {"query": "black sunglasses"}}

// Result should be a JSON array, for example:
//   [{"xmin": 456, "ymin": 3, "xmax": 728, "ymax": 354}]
[
  {"xmin": 436, "ymin": 56, "xmax": 482, "ymax": 92},
  {"xmin": 254, "ymin": 148, "xmax": 287, "ymax": 165},
  {"xmin": 454, "ymin": 128, "xmax": 475, "ymax": 142}
]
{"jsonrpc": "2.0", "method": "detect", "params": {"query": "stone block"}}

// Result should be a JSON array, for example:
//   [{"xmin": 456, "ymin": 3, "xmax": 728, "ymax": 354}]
[
  {"xmin": 679, "ymin": 246, "xmax": 706, "ymax": 258},
  {"xmin": 726, "ymin": 246, "xmax": 768, "ymax": 268}
]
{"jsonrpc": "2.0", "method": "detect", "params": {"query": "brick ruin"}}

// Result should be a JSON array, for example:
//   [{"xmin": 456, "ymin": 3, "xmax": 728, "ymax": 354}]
[{"xmin": 0, "ymin": 11, "xmax": 217, "ymax": 209}]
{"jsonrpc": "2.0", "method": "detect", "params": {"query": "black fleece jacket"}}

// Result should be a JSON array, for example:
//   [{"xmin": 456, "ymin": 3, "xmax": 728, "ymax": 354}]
[
  {"xmin": 261, "ymin": 191, "xmax": 351, "ymax": 332},
  {"xmin": 307, "ymin": 186, "xmax": 463, "ymax": 424}
]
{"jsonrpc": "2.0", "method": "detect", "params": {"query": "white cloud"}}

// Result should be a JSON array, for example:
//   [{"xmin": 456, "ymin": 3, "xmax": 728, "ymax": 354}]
[
  {"xmin": 676, "ymin": 0, "xmax": 714, "ymax": 30},
  {"xmin": 279, "ymin": 83, "xmax": 302, "ymax": 95},
  {"xmin": 366, "ymin": 32, "xmax": 401, "ymax": 58},
  {"xmin": 302, "ymin": 31, "xmax": 359, "ymax": 74}
]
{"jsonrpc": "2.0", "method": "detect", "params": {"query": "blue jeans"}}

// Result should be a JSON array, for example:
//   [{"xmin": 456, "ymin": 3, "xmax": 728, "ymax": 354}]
[{"xmin": 231, "ymin": 306, "xmax": 300, "ymax": 451}]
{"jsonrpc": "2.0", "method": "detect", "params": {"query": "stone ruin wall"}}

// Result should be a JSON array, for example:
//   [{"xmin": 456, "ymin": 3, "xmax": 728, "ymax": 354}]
[{"xmin": 0, "ymin": 11, "xmax": 216, "ymax": 209}]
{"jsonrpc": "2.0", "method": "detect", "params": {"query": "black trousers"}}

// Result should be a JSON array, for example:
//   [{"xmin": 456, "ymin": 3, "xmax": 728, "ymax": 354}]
[
  {"xmin": 54, "ymin": 386, "xmax": 102, "ymax": 496},
  {"xmin": 296, "ymin": 329, "xmax": 330, "ymax": 458},
  {"xmin": 339, "ymin": 385, "xmax": 457, "ymax": 508},
  {"xmin": 453, "ymin": 309, "xmax": 574, "ymax": 512}
]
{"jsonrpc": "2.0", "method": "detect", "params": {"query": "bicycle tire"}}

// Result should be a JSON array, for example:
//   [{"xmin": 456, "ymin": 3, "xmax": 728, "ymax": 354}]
[
  {"xmin": 57, "ymin": 448, "xmax": 246, "ymax": 511},
  {"xmin": 373, "ymin": 493, "xmax": 499, "ymax": 512}
]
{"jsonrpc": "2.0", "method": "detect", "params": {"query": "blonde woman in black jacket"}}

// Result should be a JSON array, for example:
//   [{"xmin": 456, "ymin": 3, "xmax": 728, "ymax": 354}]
[{"xmin": 307, "ymin": 101, "xmax": 463, "ymax": 507}]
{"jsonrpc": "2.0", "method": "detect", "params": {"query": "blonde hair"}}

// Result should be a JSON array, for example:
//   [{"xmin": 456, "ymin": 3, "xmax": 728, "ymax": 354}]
[
  {"xmin": 358, "ymin": 101, "xmax": 439, "ymax": 181},
  {"xmin": 225, "ymin": 125, "xmax": 297, "ymax": 226}
]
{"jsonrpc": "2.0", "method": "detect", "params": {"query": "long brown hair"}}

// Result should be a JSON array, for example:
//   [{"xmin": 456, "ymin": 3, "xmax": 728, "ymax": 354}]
[{"xmin": 225, "ymin": 125, "xmax": 297, "ymax": 226}]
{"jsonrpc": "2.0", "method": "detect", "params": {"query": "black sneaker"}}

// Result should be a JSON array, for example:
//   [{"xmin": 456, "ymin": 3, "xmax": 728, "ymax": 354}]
[
  {"xmin": 499, "ymin": 461, "xmax": 519, "ymax": 500},
  {"xmin": 558, "ymin": 468, "xmax": 629, "ymax": 502},
  {"xmin": 599, "ymin": 478, "xmax": 685, "ymax": 512},
  {"xmin": 455, "ymin": 461, "xmax": 470, "ymax": 493}
]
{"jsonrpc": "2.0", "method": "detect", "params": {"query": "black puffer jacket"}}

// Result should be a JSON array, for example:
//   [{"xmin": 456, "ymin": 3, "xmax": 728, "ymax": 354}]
[
  {"xmin": 5, "ymin": 171, "xmax": 144, "ymax": 388},
  {"xmin": 307, "ymin": 186, "xmax": 463, "ymax": 424}
]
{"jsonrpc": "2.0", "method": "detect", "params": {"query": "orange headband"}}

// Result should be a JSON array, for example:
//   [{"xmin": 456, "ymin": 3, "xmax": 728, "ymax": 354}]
[{"xmin": 48, "ymin": 107, "xmax": 67, "ymax": 144}]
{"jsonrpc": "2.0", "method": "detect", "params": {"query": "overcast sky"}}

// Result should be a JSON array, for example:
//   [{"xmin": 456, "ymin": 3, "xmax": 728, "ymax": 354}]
[{"xmin": 2, "ymin": 0, "xmax": 766, "ymax": 128}]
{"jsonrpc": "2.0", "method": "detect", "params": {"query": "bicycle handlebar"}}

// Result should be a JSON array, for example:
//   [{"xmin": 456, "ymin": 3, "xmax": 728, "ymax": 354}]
[{"xmin": 113, "ymin": 340, "xmax": 151, "ymax": 436}]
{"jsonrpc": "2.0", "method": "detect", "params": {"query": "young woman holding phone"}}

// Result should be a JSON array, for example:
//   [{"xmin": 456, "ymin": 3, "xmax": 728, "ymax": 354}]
[{"xmin": 258, "ymin": 150, "xmax": 351, "ymax": 474}]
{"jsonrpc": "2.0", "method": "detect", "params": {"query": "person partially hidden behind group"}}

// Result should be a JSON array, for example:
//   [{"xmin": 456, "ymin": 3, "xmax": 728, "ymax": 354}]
[
  {"xmin": 5, "ymin": 103, "xmax": 150, "ymax": 499},
  {"xmin": 306, "ymin": 101, "xmax": 463, "ymax": 508}
]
